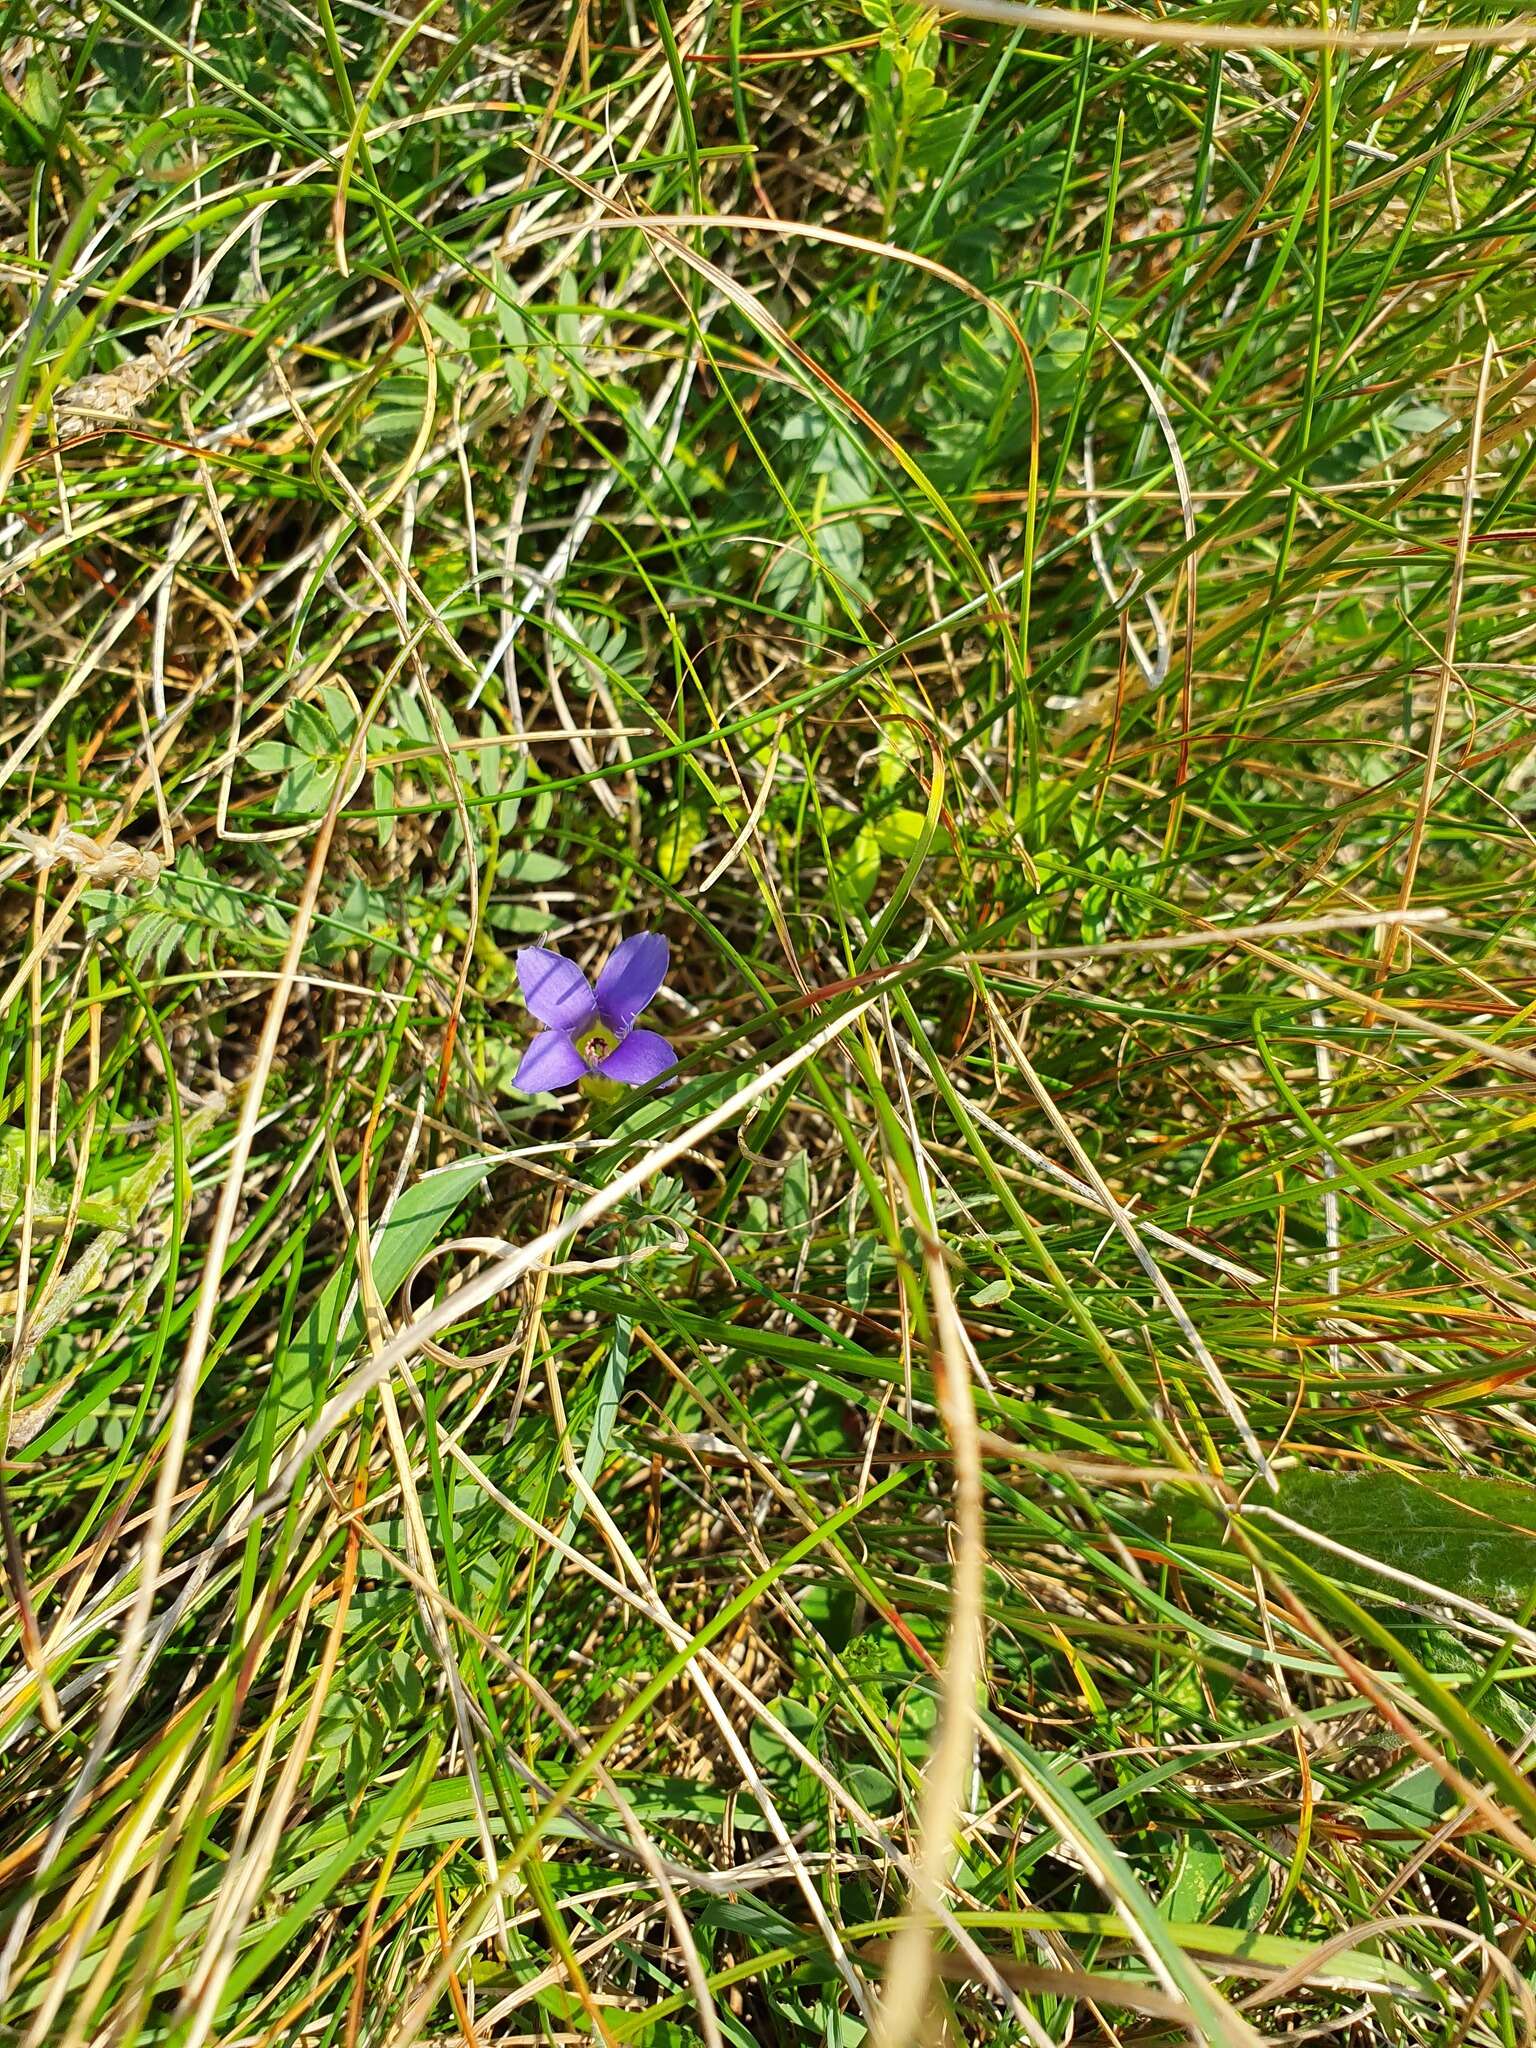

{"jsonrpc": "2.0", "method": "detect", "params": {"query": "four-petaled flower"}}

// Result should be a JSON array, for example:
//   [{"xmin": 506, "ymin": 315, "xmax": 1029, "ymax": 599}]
[{"xmin": 514, "ymin": 932, "xmax": 677, "ymax": 1094}]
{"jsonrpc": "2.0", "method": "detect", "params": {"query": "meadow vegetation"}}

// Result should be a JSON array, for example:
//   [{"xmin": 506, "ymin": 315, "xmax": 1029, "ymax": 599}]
[{"xmin": 4, "ymin": 0, "xmax": 1536, "ymax": 2040}]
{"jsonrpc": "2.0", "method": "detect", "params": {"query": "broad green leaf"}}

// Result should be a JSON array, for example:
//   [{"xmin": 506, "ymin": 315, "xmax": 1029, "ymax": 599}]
[
  {"xmin": 247, "ymin": 741, "xmax": 301, "ymax": 774},
  {"xmin": 782, "ymin": 1152, "xmax": 811, "ymax": 1237},
  {"xmin": 657, "ymin": 802, "xmax": 708, "ymax": 883},
  {"xmin": 873, "ymin": 806, "xmax": 951, "ymax": 859},
  {"xmin": 834, "ymin": 823, "xmax": 881, "ymax": 906},
  {"xmin": 846, "ymin": 1232, "xmax": 876, "ymax": 1313},
  {"xmin": 1173, "ymin": 1468, "xmax": 1536, "ymax": 1615}
]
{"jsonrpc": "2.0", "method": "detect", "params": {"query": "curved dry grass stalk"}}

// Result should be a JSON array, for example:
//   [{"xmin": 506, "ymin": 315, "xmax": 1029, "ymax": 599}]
[
  {"xmin": 379, "ymin": 1368, "xmax": 1037, "ymax": 2027},
  {"xmin": 933, "ymin": 0, "xmax": 1536, "ymax": 51},
  {"xmin": 870, "ymin": 1232, "xmax": 988, "ymax": 2048},
  {"xmin": 490, "ymin": 1658, "xmax": 727, "ymax": 2048},
  {"xmin": 1247, "ymin": 943, "xmax": 1536, "ymax": 1081},
  {"xmin": 983, "ymin": 902, "xmax": 1447, "ymax": 966}
]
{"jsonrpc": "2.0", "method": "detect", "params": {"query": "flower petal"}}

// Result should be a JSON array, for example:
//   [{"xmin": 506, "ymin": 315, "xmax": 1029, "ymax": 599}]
[
  {"xmin": 594, "ymin": 931, "xmax": 669, "ymax": 1033},
  {"xmin": 596, "ymin": 1028, "xmax": 676, "ymax": 1087},
  {"xmin": 517, "ymin": 947, "xmax": 595, "ymax": 1031},
  {"xmin": 514, "ymin": 1030, "xmax": 588, "ymax": 1094}
]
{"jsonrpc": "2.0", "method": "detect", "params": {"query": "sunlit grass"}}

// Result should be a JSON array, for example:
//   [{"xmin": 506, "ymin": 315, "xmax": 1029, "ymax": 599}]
[{"xmin": 3, "ymin": 0, "xmax": 1536, "ymax": 2042}]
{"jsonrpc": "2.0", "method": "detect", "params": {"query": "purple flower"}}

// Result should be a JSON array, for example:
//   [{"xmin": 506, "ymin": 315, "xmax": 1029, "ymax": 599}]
[{"xmin": 513, "ymin": 932, "xmax": 677, "ymax": 1094}]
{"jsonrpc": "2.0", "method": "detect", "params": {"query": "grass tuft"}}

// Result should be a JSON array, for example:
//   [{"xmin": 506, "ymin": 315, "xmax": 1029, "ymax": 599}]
[{"xmin": 4, "ymin": 0, "xmax": 1536, "ymax": 2040}]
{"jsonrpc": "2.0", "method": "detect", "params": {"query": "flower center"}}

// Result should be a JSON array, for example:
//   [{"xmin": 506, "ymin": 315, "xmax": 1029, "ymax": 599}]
[{"xmin": 576, "ymin": 1021, "xmax": 619, "ymax": 1068}]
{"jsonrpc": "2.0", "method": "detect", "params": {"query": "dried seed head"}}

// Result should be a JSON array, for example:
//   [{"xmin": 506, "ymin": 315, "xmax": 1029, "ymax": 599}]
[
  {"xmin": 54, "ymin": 325, "xmax": 192, "ymax": 424},
  {"xmin": 10, "ymin": 826, "xmax": 162, "ymax": 887}
]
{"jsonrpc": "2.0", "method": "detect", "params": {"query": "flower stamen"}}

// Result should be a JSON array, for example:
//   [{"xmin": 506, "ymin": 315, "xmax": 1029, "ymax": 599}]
[{"xmin": 576, "ymin": 1022, "xmax": 619, "ymax": 1068}]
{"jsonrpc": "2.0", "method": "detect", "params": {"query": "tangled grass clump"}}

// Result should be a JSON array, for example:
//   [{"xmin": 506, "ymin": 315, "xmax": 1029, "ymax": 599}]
[{"xmin": 4, "ymin": 0, "xmax": 1536, "ymax": 2041}]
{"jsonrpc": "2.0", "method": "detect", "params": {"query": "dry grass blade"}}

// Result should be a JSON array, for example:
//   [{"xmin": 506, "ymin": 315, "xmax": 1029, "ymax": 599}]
[
  {"xmin": 932, "ymin": 0, "xmax": 1536, "ymax": 50},
  {"xmin": 870, "ymin": 1222, "xmax": 989, "ymax": 2048},
  {"xmin": 11, "ymin": 8, "xmax": 1536, "ymax": 2044},
  {"xmin": 1379, "ymin": 335, "xmax": 1496, "ymax": 978}
]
